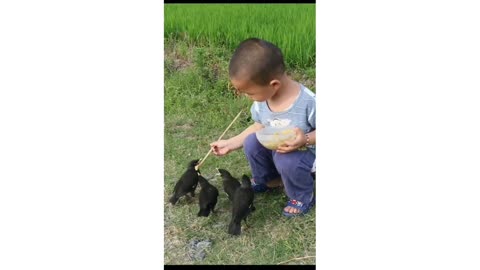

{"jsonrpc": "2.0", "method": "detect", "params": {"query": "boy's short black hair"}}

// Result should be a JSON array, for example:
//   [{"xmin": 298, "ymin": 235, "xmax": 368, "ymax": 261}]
[{"xmin": 229, "ymin": 38, "xmax": 286, "ymax": 85}]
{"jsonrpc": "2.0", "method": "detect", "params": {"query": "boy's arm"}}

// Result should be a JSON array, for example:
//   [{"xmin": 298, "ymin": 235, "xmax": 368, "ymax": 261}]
[
  {"xmin": 306, "ymin": 129, "xmax": 316, "ymax": 146},
  {"xmin": 228, "ymin": 122, "xmax": 264, "ymax": 150},
  {"xmin": 210, "ymin": 122, "xmax": 264, "ymax": 156}
]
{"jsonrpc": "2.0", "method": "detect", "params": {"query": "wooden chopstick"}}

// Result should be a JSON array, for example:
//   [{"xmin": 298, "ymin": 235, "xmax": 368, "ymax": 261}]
[{"xmin": 195, "ymin": 110, "xmax": 243, "ymax": 171}]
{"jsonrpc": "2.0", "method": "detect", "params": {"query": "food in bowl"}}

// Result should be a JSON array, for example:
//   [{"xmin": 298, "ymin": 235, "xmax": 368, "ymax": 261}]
[{"xmin": 256, "ymin": 125, "xmax": 296, "ymax": 150}]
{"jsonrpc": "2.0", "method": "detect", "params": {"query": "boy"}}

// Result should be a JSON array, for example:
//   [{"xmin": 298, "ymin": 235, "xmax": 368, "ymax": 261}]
[{"xmin": 210, "ymin": 38, "xmax": 316, "ymax": 217}]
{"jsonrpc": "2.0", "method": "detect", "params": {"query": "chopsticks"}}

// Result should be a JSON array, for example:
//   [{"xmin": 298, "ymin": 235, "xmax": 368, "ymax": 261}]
[{"xmin": 195, "ymin": 110, "xmax": 243, "ymax": 171}]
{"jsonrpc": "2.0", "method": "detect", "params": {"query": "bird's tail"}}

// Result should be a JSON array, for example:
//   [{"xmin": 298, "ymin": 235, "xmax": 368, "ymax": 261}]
[
  {"xmin": 228, "ymin": 220, "xmax": 241, "ymax": 235},
  {"xmin": 169, "ymin": 196, "xmax": 178, "ymax": 205},
  {"xmin": 197, "ymin": 208, "xmax": 210, "ymax": 217}
]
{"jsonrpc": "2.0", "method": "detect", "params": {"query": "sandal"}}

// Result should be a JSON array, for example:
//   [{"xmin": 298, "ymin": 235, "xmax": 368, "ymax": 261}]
[
  {"xmin": 250, "ymin": 178, "xmax": 272, "ymax": 193},
  {"xmin": 282, "ymin": 196, "xmax": 315, "ymax": 217}
]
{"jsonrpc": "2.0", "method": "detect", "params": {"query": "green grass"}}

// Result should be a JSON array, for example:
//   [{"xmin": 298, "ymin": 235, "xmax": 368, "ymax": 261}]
[
  {"xmin": 165, "ymin": 4, "xmax": 316, "ymax": 68},
  {"xmin": 164, "ymin": 4, "xmax": 316, "ymax": 265},
  {"xmin": 164, "ymin": 41, "xmax": 316, "ymax": 265}
]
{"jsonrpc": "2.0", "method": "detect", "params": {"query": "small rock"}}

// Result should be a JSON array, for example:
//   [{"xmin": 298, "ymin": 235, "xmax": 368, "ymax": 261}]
[
  {"xmin": 187, "ymin": 239, "xmax": 212, "ymax": 261},
  {"xmin": 212, "ymin": 222, "xmax": 225, "ymax": 229}
]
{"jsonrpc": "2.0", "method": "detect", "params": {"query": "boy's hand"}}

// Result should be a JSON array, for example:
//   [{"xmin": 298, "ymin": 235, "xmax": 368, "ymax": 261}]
[
  {"xmin": 276, "ymin": 127, "xmax": 308, "ymax": 154},
  {"xmin": 210, "ymin": 140, "xmax": 232, "ymax": 156}
]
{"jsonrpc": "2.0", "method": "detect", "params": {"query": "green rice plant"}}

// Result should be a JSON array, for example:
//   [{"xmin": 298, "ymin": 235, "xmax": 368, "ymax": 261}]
[{"xmin": 165, "ymin": 4, "xmax": 315, "ymax": 69}]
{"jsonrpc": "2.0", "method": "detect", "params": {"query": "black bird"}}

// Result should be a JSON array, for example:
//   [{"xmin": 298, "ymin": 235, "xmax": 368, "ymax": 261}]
[
  {"xmin": 197, "ymin": 175, "xmax": 219, "ymax": 217},
  {"xmin": 169, "ymin": 159, "xmax": 200, "ymax": 205},
  {"xmin": 216, "ymin": 168, "xmax": 240, "ymax": 201},
  {"xmin": 228, "ymin": 175, "xmax": 255, "ymax": 236}
]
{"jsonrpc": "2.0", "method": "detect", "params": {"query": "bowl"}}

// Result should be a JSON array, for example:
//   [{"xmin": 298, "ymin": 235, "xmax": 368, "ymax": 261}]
[{"xmin": 256, "ymin": 125, "xmax": 296, "ymax": 150}]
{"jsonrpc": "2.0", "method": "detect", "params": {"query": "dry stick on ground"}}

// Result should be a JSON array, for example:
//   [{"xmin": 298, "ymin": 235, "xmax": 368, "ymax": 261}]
[
  {"xmin": 277, "ymin": 255, "xmax": 316, "ymax": 265},
  {"xmin": 195, "ymin": 110, "xmax": 244, "ymax": 171}
]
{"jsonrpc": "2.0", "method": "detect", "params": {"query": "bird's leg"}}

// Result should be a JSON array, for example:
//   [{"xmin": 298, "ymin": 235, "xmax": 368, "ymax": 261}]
[
  {"xmin": 185, "ymin": 194, "xmax": 193, "ymax": 203},
  {"xmin": 243, "ymin": 216, "xmax": 250, "ymax": 228}
]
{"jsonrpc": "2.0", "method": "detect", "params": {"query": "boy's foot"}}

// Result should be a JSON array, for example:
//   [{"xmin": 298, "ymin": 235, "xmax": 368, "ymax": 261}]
[
  {"xmin": 283, "ymin": 196, "xmax": 315, "ymax": 217},
  {"xmin": 251, "ymin": 178, "xmax": 283, "ymax": 193},
  {"xmin": 251, "ymin": 179, "xmax": 271, "ymax": 193}
]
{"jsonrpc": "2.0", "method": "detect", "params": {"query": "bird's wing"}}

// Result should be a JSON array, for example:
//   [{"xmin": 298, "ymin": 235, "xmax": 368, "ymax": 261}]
[{"xmin": 172, "ymin": 179, "xmax": 183, "ymax": 193}]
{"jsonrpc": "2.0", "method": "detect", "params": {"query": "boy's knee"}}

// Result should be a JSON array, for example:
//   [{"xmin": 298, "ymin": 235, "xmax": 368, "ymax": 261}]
[{"xmin": 274, "ymin": 152, "xmax": 312, "ymax": 177}]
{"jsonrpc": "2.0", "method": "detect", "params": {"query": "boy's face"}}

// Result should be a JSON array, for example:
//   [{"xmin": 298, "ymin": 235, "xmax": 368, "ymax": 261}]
[{"xmin": 231, "ymin": 78, "xmax": 279, "ymax": 102}]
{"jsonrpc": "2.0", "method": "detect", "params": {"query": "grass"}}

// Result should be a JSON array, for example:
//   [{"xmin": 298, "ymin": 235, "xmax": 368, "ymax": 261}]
[
  {"xmin": 165, "ymin": 4, "xmax": 316, "ymax": 68},
  {"xmin": 164, "ymin": 4, "xmax": 316, "ymax": 265}
]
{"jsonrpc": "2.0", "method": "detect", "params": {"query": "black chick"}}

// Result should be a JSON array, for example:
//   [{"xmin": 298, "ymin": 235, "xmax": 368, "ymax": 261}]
[
  {"xmin": 197, "ymin": 175, "xmax": 219, "ymax": 217},
  {"xmin": 169, "ymin": 159, "xmax": 200, "ymax": 205},
  {"xmin": 217, "ymin": 168, "xmax": 240, "ymax": 201},
  {"xmin": 228, "ymin": 175, "xmax": 255, "ymax": 236}
]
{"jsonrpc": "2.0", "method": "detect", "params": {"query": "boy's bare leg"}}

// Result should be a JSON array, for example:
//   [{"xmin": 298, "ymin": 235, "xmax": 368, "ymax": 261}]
[{"xmin": 266, "ymin": 177, "xmax": 284, "ymax": 188}]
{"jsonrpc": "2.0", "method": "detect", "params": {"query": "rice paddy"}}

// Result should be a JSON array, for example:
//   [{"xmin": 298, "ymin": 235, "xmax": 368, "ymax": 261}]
[{"xmin": 164, "ymin": 4, "xmax": 316, "ymax": 68}]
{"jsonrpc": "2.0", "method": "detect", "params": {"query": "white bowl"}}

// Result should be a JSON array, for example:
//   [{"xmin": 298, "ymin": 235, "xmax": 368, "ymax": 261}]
[{"xmin": 256, "ymin": 125, "xmax": 296, "ymax": 150}]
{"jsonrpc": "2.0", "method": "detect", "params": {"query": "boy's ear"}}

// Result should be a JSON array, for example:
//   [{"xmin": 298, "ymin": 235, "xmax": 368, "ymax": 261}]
[{"xmin": 269, "ymin": 79, "xmax": 281, "ymax": 90}]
